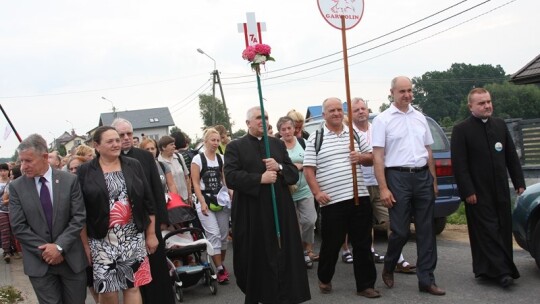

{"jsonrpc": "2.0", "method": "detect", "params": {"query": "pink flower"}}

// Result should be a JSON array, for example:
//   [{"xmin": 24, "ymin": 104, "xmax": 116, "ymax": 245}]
[
  {"xmin": 242, "ymin": 46, "xmax": 256, "ymax": 61},
  {"xmin": 254, "ymin": 44, "xmax": 271, "ymax": 56}
]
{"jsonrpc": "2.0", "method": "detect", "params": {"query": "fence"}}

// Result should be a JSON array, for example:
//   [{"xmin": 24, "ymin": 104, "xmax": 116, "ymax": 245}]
[{"xmin": 445, "ymin": 118, "xmax": 540, "ymax": 167}]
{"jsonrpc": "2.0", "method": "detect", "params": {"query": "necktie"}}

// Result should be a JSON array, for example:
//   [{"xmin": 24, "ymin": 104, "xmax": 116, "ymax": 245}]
[{"xmin": 39, "ymin": 177, "xmax": 53, "ymax": 233}]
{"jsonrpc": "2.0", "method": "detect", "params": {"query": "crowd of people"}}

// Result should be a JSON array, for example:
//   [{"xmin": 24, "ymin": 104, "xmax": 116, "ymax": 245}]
[{"xmin": 1, "ymin": 76, "xmax": 526, "ymax": 304}]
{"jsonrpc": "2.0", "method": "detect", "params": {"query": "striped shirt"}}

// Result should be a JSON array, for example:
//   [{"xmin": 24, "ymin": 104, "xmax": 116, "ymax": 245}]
[{"xmin": 303, "ymin": 124, "xmax": 371, "ymax": 206}]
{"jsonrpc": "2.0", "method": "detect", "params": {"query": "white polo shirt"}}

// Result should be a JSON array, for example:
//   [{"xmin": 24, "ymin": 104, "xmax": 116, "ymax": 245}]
[
  {"xmin": 303, "ymin": 123, "xmax": 371, "ymax": 206},
  {"xmin": 371, "ymin": 104, "xmax": 433, "ymax": 167}
]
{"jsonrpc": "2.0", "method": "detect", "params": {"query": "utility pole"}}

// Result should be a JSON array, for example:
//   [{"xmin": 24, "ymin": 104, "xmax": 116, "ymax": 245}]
[{"xmin": 197, "ymin": 48, "xmax": 233, "ymax": 136}]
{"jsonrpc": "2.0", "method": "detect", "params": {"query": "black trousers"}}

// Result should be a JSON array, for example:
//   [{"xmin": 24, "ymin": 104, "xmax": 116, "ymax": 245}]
[
  {"xmin": 384, "ymin": 169, "xmax": 437, "ymax": 288},
  {"xmin": 317, "ymin": 197, "xmax": 376, "ymax": 292}
]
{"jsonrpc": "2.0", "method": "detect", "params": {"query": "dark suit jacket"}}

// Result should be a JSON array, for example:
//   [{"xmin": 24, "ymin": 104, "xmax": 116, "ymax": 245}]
[
  {"xmin": 122, "ymin": 148, "xmax": 168, "ymax": 226},
  {"xmin": 77, "ymin": 155, "xmax": 155, "ymax": 239},
  {"xmin": 9, "ymin": 169, "xmax": 87, "ymax": 277}
]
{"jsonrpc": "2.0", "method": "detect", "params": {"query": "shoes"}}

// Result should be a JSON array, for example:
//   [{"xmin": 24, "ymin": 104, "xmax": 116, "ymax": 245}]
[
  {"xmin": 304, "ymin": 254, "xmax": 313, "ymax": 269},
  {"xmin": 395, "ymin": 261, "xmax": 416, "ymax": 274},
  {"xmin": 499, "ymin": 275, "xmax": 514, "ymax": 288},
  {"xmin": 3, "ymin": 253, "xmax": 11, "ymax": 264},
  {"xmin": 357, "ymin": 288, "xmax": 381, "ymax": 298},
  {"xmin": 382, "ymin": 268, "xmax": 394, "ymax": 288},
  {"xmin": 341, "ymin": 252, "xmax": 353, "ymax": 264},
  {"xmin": 372, "ymin": 251, "xmax": 384, "ymax": 264},
  {"xmin": 419, "ymin": 284, "xmax": 446, "ymax": 296},
  {"xmin": 217, "ymin": 266, "xmax": 229, "ymax": 284},
  {"xmin": 12, "ymin": 252, "xmax": 21, "ymax": 260},
  {"xmin": 319, "ymin": 281, "xmax": 332, "ymax": 294}
]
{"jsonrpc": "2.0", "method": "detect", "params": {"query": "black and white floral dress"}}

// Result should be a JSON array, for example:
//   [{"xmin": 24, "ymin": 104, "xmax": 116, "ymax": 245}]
[{"xmin": 89, "ymin": 171, "xmax": 152, "ymax": 293}]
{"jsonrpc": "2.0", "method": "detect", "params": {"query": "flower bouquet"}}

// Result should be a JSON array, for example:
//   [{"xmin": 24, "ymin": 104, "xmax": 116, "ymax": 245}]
[{"xmin": 242, "ymin": 43, "xmax": 275, "ymax": 74}]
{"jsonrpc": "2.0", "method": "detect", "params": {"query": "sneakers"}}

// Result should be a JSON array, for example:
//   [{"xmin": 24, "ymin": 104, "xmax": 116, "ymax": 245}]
[
  {"xmin": 217, "ymin": 266, "xmax": 229, "ymax": 284},
  {"xmin": 3, "ymin": 253, "xmax": 11, "ymax": 264},
  {"xmin": 341, "ymin": 252, "xmax": 353, "ymax": 264}
]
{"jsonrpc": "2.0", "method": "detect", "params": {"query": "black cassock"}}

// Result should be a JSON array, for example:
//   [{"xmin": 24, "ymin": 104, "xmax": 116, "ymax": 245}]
[
  {"xmin": 451, "ymin": 116, "xmax": 525, "ymax": 279},
  {"xmin": 225, "ymin": 134, "xmax": 311, "ymax": 304}
]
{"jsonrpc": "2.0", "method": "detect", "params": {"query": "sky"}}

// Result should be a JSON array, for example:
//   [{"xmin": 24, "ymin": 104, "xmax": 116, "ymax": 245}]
[{"xmin": 0, "ymin": 0, "xmax": 539, "ymax": 158}]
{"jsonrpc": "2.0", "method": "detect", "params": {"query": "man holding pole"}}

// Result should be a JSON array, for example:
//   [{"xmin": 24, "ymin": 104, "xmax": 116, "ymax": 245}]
[
  {"xmin": 372, "ymin": 76, "xmax": 444, "ymax": 296},
  {"xmin": 304, "ymin": 97, "xmax": 379, "ymax": 298},
  {"xmin": 224, "ymin": 106, "xmax": 310, "ymax": 304}
]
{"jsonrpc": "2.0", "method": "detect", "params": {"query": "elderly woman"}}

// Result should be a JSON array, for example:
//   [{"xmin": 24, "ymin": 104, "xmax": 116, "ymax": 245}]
[
  {"xmin": 78, "ymin": 126, "xmax": 157, "ymax": 304},
  {"xmin": 191, "ymin": 128, "xmax": 232, "ymax": 283},
  {"xmin": 277, "ymin": 116, "xmax": 319, "ymax": 268},
  {"xmin": 157, "ymin": 136, "xmax": 192, "ymax": 204}
]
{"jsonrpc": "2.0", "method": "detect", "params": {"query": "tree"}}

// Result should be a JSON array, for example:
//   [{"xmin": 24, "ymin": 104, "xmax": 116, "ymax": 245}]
[
  {"xmin": 198, "ymin": 93, "xmax": 233, "ymax": 131},
  {"xmin": 232, "ymin": 129, "xmax": 247, "ymax": 139},
  {"xmin": 486, "ymin": 82, "xmax": 540, "ymax": 119},
  {"xmin": 379, "ymin": 102, "xmax": 390, "ymax": 113},
  {"xmin": 170, "ymin": 126, "xmax": 181, "ymax": 134},
  {"xmin": 413, "ymin": 63, "xmax": 507, "ymax": 122}
]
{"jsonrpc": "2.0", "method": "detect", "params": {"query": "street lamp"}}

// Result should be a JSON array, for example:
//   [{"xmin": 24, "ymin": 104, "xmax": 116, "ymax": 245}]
[
  {"xmin": 197, "ymin": 48, "xmax": 216, "ymax": 71},
  {"xmin": 196, "ymin": 48, "xmax": 232, "ymax": 136},
  {"xmin": 101, "ymin": 96, "xmax": 117, "ymax": 118}
]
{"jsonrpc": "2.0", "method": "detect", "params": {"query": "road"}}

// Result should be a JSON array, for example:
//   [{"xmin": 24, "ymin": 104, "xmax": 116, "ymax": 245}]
[
  {"xmin": 11, "ymin": 225, "xmax": 539, "ymax": 303},
  {"xmin": 178, "ymin": 227, "xmax": 540, "ymax": 304}
]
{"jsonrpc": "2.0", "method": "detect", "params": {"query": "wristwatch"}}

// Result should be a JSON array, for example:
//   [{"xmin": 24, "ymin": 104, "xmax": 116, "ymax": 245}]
[
  {"xmin": 56, "ymin": 244, "xmax": 64, "ymax": 255},
  {"xmin": 278, "ymin": 164, "xmax": 283, "ymax": 172}
]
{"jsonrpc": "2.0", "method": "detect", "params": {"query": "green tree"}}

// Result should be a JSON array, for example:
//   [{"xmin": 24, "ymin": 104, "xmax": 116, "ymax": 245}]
[
  {"xmin": 10, "ymin": 150, "xmax": 18, "ymax": 162},
  {"xmin": 413, "ymin": 63, "xmax": 507, "ymax": 122},
  {"xmin": 232, "ymin": 129, "xmax": 246, "ymax": 139},
  {"xmin": 198, "ymin": 93, "xmax": 232, "ymax": 131},
  {"xmin": 486, "ymin": 82, "xmax": 540, "ymax": 119},
  {"xmin": 379, "ymin": 102, "xmax": 390, "ymax": 113},
  {"xmin": 170, "ymin": 126, "xmax": 181, "ymax": 134}
]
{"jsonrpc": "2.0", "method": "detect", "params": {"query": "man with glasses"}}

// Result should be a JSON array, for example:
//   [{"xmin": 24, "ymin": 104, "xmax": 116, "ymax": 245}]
[{"xmin": 110, "ymin": 118, "xmax": 175, "ymax": 304}]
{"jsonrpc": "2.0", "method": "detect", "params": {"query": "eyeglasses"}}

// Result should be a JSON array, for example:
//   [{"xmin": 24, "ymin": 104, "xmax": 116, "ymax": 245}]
[{"xmin": 118, "ymin": 132, "xmax": 133, "ymax": 138}]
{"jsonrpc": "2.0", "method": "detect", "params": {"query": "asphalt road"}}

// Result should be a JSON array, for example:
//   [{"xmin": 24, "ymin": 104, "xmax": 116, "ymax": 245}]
[{"xmin": 178, "ymin": 233, "xmax": 540, "ymax": 304}]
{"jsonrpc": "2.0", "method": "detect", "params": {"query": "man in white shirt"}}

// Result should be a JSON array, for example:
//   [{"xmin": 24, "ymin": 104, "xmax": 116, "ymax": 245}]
[{"xmin": 372, "ymin": 76, "xmax": 444, "ymax": 296}]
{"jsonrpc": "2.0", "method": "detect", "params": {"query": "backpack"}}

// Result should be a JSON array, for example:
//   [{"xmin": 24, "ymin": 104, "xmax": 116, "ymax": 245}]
[
  {"xmin": 199, "ymin": 152, "xmax": 223, "ymax": 177},
  {"xmin": 314, "ymin": 126, "xmax": 362, "ymax": 155}
]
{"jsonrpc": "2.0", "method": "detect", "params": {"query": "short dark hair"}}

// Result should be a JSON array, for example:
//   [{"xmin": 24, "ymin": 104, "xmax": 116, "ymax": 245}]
[{"xmin": 170, "ymin": 131, "xmax": 186, "ymax": 149}]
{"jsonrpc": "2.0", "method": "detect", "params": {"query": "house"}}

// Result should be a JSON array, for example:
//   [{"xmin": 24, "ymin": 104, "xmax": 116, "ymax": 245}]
[
  {"xmin": 510, "ymin": 54, "xmax": 540, "ymax": 85},
  {"xmin": 52, "ymin": 130, "xmax": 85, "ymax": 153},
  {"xmin": 98, "ymin": 107, "xmax": 175, "ymax": 141}
]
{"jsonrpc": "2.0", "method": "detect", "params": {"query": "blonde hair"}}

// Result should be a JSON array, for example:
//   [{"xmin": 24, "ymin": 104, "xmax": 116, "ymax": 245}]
[
  {"xmin": 75, "ymin": 144, "xmax": 94, "ymax": 157},
  {"xmin": 286, "ymin": 109, "xmax": 304, "ymax": 123},
  {"xmin": 203, "ymin": 128, "xmax": 220, "ymax": 142}
]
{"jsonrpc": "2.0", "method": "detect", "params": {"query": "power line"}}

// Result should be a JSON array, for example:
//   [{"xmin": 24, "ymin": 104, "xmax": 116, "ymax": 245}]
[
  {"xmin": 221, "ymin": 0, "xmax": 472, "ymax": 80},
  {"xmin": 222, "ymin": 0, "xmax": 500, "ymax": 86},
  {"xmin": 0, "ymin": 73, "xmax": 207, "ymax": 99}
]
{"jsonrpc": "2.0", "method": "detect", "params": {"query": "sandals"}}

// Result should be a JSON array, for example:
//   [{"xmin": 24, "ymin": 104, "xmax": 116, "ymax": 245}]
[
  {"xmin": 341, "ymin": 252, "xmax": 353, "ymax": 264},
  {"xmin": 307, "ymin": 250, "xmax": 319, "ymax": 262},
  {"xmin": 372, "ymin": 251, "xmax": 385, "ymax": 263},
  {"xmin": 304, "ymin": 254, "xmax": 313, "ymax": 269}
]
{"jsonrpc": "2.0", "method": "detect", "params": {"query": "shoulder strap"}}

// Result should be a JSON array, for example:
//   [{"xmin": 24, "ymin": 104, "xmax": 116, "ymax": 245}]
[
  {"xmin": 315, "ymin": 127, "xmax": 324, "ymax": 155},
  {"xmin": 199, "ymin": 152, "xmax": 208, "ymax": 176},
  {"xmin": 217, "ymin": 145, "xmax": 224, "ymax": 154},
  {"xmin": 175, "ymin": 152, "xmax": 188, "ymax": 173},
  {"xmin": 352, "ymin": 129, "xmax": 361, "ymax": 150},
  {"xmin": 157, "ymin": 160, "xmax": 166, "ymax": 173},
  {"xmin": 217, "ymin": 154, "xmax": 223, "ymax": 172},
  {"xmin": 298, "ymin": 138, "xmax": 306, "ymax": 150}
]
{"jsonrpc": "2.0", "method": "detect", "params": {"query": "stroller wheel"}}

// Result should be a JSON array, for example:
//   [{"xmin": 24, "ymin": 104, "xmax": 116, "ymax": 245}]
[
  {"xmin": 175, "ymin": 284, "xmax": 184, "ymax": 302},
  {"xmin": 205, "ymin": 269, "xmax": 218, "ymax": 295}
]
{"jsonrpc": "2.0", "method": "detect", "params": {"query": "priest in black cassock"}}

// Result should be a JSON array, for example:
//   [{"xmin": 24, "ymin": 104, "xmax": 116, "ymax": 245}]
[
  {"xmin": 112, "ymin": 118, "xmax": 175, "ymax": 304},
  {"xmin": 225, "ymin": 106, "xmax": 311, "ymax": 304},
  {"xmin": 451, "ymin": 88, "xmax": 525, "ymax": 288}
]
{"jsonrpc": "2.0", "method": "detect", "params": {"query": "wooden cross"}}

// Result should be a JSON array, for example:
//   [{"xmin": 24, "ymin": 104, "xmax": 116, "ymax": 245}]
[{"xmin": 237, "ymin": 12, "xmax": 266, "ymax": 47}]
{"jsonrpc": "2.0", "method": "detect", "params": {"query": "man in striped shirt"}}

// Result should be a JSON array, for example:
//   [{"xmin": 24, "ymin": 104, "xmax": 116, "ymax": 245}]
[{"xmin": 304, "ymin": 97, "xmax": 379, "ymax": 299}]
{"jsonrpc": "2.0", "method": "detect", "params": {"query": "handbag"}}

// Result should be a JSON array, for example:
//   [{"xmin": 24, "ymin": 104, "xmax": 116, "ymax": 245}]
[{"xmin": 203, "ymin": 193, "xmax": 223, "ymax": 212}]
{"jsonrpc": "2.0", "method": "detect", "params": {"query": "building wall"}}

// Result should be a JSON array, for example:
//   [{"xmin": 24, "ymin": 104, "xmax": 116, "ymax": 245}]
[{"xmin": 133, "ymin": 127, "xmax": 169, "ymax": 141}]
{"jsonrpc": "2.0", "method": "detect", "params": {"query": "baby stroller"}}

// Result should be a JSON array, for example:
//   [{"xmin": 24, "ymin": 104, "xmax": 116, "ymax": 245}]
[{"xmin": 163, "ymin": 193, "xmax": 218, "ymax": 302}]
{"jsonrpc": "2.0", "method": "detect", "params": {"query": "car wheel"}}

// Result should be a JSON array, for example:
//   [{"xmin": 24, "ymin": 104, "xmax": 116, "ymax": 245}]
[
  {"xmin": 532, "ymin": 221, "xmax": 540, "ymax": 269},
  {"xmin": 433, "ymin": 217, "xmax": 447, "ymax": 235}
]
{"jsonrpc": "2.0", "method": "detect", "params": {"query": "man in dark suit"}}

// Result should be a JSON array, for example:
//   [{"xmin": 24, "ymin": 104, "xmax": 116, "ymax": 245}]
[
  {"xmin": 451, "ymin": 88, "xmax": 525, "ymax": 288},
  {"xmin": 9, "ymin": 134, "xmax": 87, "ymax": 304},
  {"xmin": 111, "ymin": 118, "xmax": 175, "ymax": 304}
]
